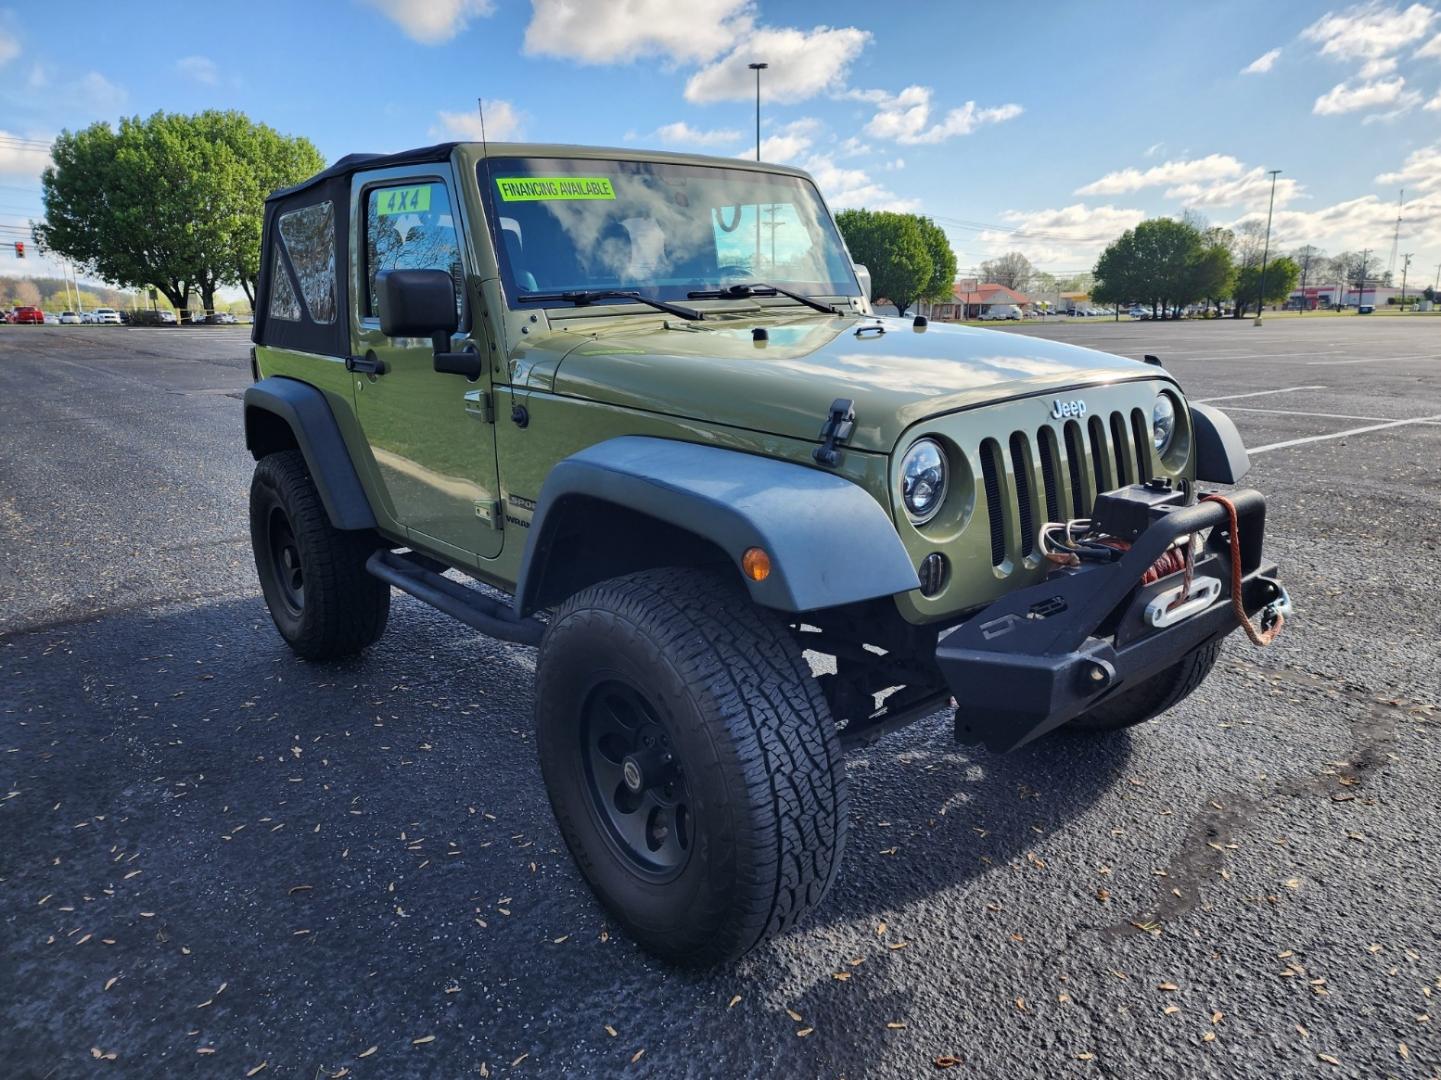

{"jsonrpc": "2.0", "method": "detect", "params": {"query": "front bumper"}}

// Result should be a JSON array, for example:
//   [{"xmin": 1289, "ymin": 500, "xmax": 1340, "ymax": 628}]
[{"xmin": 936, "ymin": 487, "xmax": 1285, "ymax": 753}]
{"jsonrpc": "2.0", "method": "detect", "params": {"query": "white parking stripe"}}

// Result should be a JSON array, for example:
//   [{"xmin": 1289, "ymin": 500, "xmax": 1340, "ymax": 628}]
[
  {"xmin": 1196, "ymin": 385, "xmax": 1326, "ymax": 403},
  {"xmin": 1222, "ymin": 406, "xmax": 1398, "ymax": 421},
  {"xmin": 1307, "ymin": 354, "xmax": 1439, "ymax": 366},
  {"xmin": 1248, "ymin": 413, "xmax": 1441, "ymax": 454}
]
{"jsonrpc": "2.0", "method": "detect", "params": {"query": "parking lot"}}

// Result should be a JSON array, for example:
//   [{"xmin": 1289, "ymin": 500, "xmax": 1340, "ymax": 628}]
[{"xmin": 2, "ymin": 319, "xmax": 1438, "ymax": 1078}]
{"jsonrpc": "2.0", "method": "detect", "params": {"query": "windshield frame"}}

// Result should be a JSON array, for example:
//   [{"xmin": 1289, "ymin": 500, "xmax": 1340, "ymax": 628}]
[{"xmin": 476, "ymin": 155, "xmax": 862, "ymax": 313}]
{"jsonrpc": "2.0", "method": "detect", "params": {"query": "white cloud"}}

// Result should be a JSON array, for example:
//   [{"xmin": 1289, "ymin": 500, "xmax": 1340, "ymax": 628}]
[
  {"xmin": 640, "ymin": 121, "xmax": 743, "ymax": 148},
  {"xmin": 525, "ymin": 0, "xmax": 752, "ymax": 65},
  {"xmin": 1302, "ymin": 2, "xmax": 1436, "ymax": 65},
  {"xmin": 1236, "ymin": 192, "xmax": 1441, "ymax": 254},
  {"xmin": 1377, "ymin": 141, "xmax": 1441, "ymax": 190},
  {"xmin": 1143, "ymin": 142, "xmax": 1166, "ymax": 158},
  {"xmin": 979, "ymin": 203, "xmax": 1147, "ymax": 265},
  {"xmin": 1313, "ymin": 74, "xmax": 1421, "ymax": 113},
  {"xmin": 363, "ymin": 0, "xmax": 495, "ymax": 44},
  {"xmin": 430, "ymin": 101, "xmax": 525, "ymax": 141},
  {"xmin": 742, "ymin": 117, "xmax": 821, "ymax": 162},
  {"xmin": 685, "ymin": 25, "xmax": 870, "ymax": 103},
  {"xmin": 75, "ymin": 71, "xmax": 126, "ymax": 113},
  {"xmin": 1426, "ymin": 89, "xmax": 1441, "ymax": 108},
  {"xmin": 0, "ymin": 129, "xmax": 52, "ymax": 180},
  {"xmin": 1242, "ymin": 47, "xmax": 1281, "ymax": 74},
  {"xmin": 1418, "ymin": 30, "xmax": 1441, "ymax": 56},
  {"xmin": 1359, "ymin": 54, "xmax": 1400, "ymax": 76},
  {"xmin": 1075, "ymin": 154, "xmax": 1244, "ymax": 196},
  {"xmin": 853, "ymin": 85, "xmax": 1023, "ymax": 145},
  {"xmin": 175, "ymin": 55, "xmax": 219, "ymax": 85},
  {"xmin": 0, "ymin": 30, "xmax": 18, "ymax": 66},
  {"xmin": 802, "ymin": 153, "xmax": 917, "ymax": 212},
  {"xmin": 1166, "ymin": 168, "xmax": 1302, "ymax": 210}
]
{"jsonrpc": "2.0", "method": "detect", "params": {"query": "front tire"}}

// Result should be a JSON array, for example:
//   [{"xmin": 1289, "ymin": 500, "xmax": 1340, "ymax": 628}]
[
  {"xmin": 536, "ymin": 568, "xmax": 847, "ymax": 966},
  {"xmin": 249, "ymin": 450, "xmax": 389, "ymax": 660},
  {"xmin": 1068, "ymin": 638, "xmax": 1222, "ymax": 733}
]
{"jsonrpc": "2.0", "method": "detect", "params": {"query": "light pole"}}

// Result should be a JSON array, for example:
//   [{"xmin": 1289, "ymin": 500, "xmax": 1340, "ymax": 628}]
[
  {"xmin": 1356, "ymin": 249, "xmax": 1369, "ymax": 310},
  {"xmin": 748, "ymin": 62, "xmax": 767, "ymax": 162},
  {"xmin": 1400, "ymin": 252, "xmax": 1413, "ymax": 308},
  {"xmin": 1254, "ymin": 168, "xmax": 1281, "ymax": 325}
]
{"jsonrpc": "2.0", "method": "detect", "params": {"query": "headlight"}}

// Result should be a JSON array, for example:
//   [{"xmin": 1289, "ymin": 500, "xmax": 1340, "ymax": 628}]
[
  {"xmin": 901, "ymin": 438, "xmax": 947, "ymax": 523},
  {"xmin": 1152, "ymin": 394, "xmax": 1177, "ymax": 454}
]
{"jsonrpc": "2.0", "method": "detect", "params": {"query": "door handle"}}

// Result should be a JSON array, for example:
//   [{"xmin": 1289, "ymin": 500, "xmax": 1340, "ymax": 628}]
[{"xmin": 346, "ymin": 351, "xmax": 387, "ymax": 375}]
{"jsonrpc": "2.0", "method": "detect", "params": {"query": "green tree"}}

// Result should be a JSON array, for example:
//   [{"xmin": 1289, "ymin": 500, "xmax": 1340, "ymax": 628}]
[
  {"xmin": 1093, "ymin": 218, "xmax": 1207, "ymax": 319},
  {"xmin": 979, "ymin": 251, "xmax": 1035, "ymax": 291},
  {"xmin": 37, "ymin": 111, "xmax": 321, "ymax": 319},
  {"xmin": 835, "ymin": 208, "xmax": 934, "ymax": 316},
  {"xmin": 914, "ymin": 215, "xmax": 958, "ymax": 307},
  {"xmin": 1233, "ymin": 256, "xmax": 1300, "ymax": 317}
]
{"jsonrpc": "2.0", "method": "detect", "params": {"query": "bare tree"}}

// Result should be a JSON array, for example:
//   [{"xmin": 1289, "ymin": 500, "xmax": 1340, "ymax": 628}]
[{"xmin": 978, "ymin": 251, "xmax": 1035, "ymax": 291}]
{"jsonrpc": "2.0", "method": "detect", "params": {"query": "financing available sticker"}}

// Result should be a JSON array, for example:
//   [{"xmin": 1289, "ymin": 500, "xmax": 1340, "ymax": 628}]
[{"xmin": 495, "ymin": 176, "xmax": 616, "ymax": 202}]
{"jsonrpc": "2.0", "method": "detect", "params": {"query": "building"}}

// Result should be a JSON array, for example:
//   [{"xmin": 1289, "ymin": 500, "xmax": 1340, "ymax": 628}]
[
  {"xmin": 1287, "ymin": 283, "xmax": 1403, "ymax": 310},
  {"xmin": 928, "ymin": 281, "xmax": 1033, "ymax": 320}
]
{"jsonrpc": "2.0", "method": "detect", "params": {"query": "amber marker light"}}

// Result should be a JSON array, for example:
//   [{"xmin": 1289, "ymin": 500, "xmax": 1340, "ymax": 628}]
[{"xmin": 742, "ymin": 547, "xmax": 772, "ymax": 581}]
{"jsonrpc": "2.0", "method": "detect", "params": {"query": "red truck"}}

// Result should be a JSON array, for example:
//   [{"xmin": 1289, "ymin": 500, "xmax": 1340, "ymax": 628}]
[{"xmin": 10, "ymin": 307, "xmax": 44, "ymax": 324}]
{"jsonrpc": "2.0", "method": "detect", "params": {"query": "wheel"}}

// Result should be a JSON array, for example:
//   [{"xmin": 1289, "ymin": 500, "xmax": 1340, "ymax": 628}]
[
  {"xmin": 249, "ymin": 450, "xmax": 389, "ymax": 660},
  {"xmin": 535, "ymin": 567, "xmax": 847, "ymax": 966},
  {"xmin": 1068, "ymin": 638, "xmax": 1222, "ymax": 733}
]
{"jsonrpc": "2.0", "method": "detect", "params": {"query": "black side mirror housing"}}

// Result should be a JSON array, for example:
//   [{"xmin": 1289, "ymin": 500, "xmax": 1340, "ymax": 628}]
[{"xmin": 375, "ymin": 268, "xmax": 481, "ymax": 379}]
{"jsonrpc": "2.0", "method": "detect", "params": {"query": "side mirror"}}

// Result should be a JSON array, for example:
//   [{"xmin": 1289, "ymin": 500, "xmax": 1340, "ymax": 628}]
[
  {"xmin": 376, "ymin": 268, "xmax": 481, "ymax": 379},
  {"xmin": 852, "ymin": 263, "xmax": 873, "ymax": 314},
  {"xmin": 376, "ymin": 268, "xmax": 459, "ymax": 338}
]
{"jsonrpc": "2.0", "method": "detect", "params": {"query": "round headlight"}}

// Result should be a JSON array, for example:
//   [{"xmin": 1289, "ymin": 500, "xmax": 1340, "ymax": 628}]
[
  {"xmin": 901, "ymin": 438, "xmax": 947, "ymax": 523},
  {"xmin": 1152, "ymin": 394, "xmax": 1177, "ymax": 454}
]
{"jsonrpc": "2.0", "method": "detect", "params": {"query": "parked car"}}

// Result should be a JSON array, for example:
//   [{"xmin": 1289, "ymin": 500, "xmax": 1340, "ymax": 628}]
[
  {"xmin": 980, "ymin": 304, "xmax": 1022, "ymax": 321},
  {"xmin": 1358, "ymin": 304, "xmax": 1375, "ymax": 315},
  {"xmin": 92, "ymin": 308, "xmax": 122, "ymax": 324},
  {"xmin": 43, "ymin": 311, "xmax": 59, "ymax": 324},
  {"xmin": 156, "ymin": 310, "xmax": 177, "ymax": 324},
  {"xmin": 206, "ymin": 311, "xmax": 239, "ymax": 324},
  {"xmin": 10, "ymin": 306, "xmax": 44, "ymax": 324},
  {"xmin": 243, "ymin": 139, "xmax": 1287, "ymax": 967},
  {"xmin": 58, "ymin": 311, "xmax": 81, "ymax": 324}
]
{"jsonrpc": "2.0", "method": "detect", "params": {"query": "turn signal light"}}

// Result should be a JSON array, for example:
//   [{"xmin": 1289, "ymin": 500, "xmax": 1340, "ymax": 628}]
[{"xmin": 742, "ymin": 547, "xmax": 771, "ymax": 582}]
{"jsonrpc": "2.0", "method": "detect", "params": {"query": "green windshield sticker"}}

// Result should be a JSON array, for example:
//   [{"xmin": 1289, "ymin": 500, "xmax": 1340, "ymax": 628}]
[
  {"xmin": 496, "ymin": 176, "xmax": 616, "ymax": 202},
  {"xmin": 376, "ymin": 185, "xmax": 431, "ymax": 216}
]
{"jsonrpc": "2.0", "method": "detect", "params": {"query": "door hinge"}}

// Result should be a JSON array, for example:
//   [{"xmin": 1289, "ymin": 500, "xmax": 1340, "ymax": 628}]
[
  {"xmin": 473, "ymin": 499, "xmax": 501, "ymax": 528},
  {"xmin": 463, "ymin": 388, "xmax": 493, "ymax": 423}
]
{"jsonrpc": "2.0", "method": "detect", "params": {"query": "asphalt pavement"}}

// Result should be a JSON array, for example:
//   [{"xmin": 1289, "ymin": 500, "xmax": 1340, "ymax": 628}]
[{"xmin": 2, "ymin": 319, "xmax": 1439, "ymax": 1079}]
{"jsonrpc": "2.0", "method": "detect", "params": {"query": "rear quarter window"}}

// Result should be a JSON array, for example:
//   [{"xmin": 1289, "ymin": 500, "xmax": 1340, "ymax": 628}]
[{"xmin": 277, "ymin": 201, "xmax": 337, "ymax": 324}]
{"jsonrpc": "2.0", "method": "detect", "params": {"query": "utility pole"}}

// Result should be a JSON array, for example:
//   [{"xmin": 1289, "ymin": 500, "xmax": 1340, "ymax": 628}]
[
  {"xmin": 1387, "ymin": 190, "xmax": 1403, "ymax": 280},
  {"xmin": 1400, "ymin": 252, "xmax": 1413, "ymax": 307},
  {"xmin": 1254, "ymin": 169, "xmax": 1281, "ymax": 325},
  {"xmin": 1356, "ymin": 248, "xmax": 1369, "ymax": 311}
]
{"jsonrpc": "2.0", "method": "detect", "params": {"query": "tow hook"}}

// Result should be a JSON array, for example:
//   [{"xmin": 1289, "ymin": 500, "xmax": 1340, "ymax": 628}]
[{"xmin": 1257, "ymin": 575, "xmax": 1292, "ymax": 631}]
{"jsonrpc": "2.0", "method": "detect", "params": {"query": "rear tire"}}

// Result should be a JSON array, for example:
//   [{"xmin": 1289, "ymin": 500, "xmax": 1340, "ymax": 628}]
[
  {"xmin": 249, "ymin": 450, "xmax": 389, "ymax": 660},
  {"xmin": 1068, "ymin": 638, "xmax": 1222, "ymax": 733},
  {"xmin": 535, "ymin": 567, "xmax": 847, "ymax": 966}
]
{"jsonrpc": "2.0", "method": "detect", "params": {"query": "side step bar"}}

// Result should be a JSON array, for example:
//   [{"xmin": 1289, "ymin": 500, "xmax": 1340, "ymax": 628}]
[{"xmin": 366, "ymin": 550, "xmax": 545, "ymax": 647}]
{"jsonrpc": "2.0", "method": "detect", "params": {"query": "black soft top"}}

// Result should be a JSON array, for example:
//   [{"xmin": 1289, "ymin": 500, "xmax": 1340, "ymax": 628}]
[{"xmin": 263, "ymin": 142, "xmax": 460, "ymax": 205}]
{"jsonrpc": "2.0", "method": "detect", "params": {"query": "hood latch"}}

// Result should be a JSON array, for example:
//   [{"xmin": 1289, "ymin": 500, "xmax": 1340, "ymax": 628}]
[{"xmin": 813, "ymin": 398, "xmax": 857, "ymax": 466}]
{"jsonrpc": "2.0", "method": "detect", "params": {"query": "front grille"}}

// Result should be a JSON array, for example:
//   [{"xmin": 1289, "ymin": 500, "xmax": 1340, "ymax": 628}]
[{"xmin": 981, "ymin": 408, "xmax": 1153, "ymax": 572}]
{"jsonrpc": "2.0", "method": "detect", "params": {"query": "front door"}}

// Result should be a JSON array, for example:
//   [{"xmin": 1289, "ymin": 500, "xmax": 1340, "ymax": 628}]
[{"xmin": 351, "ymin": 170, "xmax": 503, "ymax": 562}]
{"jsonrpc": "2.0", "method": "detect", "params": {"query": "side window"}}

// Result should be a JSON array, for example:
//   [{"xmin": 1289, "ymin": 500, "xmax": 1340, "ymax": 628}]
[
  {"xmin": 277, "ymin": 201, "xmax": 337, "ymax": 323},
  {"xmin": 267, "ymin": 240, "xmax": 301, "ymax": 321},
  {"xmin": 365, "ymin": 181, "xmax": 463, "ymax": 316}
]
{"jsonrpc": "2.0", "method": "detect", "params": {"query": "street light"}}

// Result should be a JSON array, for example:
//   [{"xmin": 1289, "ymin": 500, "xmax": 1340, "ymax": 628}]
[
  {"xmin": 748, "ymin": 62, "xmax": 767, "ymax": 162},
  {"xmin": 1254, "ymin": 168, "xmax": 1281, "ymax": 325}
]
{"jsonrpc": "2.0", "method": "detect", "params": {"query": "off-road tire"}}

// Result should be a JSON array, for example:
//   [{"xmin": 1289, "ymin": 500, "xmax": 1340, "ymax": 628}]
[
  {"xmin": 535, "ymin": 567, "xmax": 847, "ymax": 966},
  {"xmin": 249, "ymin": 450, "xmax": 389, "ymax": 660},
  {"xmin": 1068, "ymin": 637, "xmax": 1222, "ymax": 732}
]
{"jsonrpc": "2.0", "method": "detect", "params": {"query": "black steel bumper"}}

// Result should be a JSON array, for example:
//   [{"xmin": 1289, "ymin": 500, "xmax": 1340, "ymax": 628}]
[{"xmin": 937, "ymin": 487, "xmax": 1286, "ymax": 753}]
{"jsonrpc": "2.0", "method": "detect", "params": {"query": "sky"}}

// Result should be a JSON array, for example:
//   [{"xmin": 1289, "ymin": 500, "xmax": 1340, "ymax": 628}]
[{"xmin": 3, "ymin": 0, "xmax": 1441, "ymax": 291}]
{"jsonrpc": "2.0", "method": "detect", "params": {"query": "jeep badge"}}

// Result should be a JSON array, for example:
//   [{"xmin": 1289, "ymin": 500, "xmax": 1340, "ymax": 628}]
[{"xmin": 1050, "ymin": 398, "xmax": 1088, "ymax": 419}]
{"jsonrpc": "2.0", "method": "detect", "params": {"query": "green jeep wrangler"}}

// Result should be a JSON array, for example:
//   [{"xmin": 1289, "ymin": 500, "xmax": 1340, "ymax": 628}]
[{"xmin": 244, "ymin": 141, "xmax": 1287, "ymax": 965}]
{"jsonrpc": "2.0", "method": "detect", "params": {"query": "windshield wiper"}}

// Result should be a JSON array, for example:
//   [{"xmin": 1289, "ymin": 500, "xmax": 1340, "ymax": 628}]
[
  {"xmin": 517, "ymin": 290, "xmax": 704, "ymax": 321},
  {"xmin": 686, "ymin": 282, "xmax": 839, "ymax": 315}
]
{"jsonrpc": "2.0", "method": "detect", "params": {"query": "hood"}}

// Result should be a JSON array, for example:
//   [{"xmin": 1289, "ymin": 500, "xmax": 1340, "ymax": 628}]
[{"xmin": 547, "ymin": 314, "xmax": 1173, "ymax": 453}]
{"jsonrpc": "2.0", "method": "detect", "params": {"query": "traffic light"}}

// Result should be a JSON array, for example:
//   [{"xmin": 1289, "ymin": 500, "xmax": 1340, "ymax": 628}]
[{"xmin": 13, "ymin": 242, "xmax": 23, "ymax": 259}]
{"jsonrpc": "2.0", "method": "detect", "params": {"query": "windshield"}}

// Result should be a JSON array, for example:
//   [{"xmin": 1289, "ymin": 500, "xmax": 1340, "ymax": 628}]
[{"xmin": 479, "ymin": 157, "xmax": 860, "ymax": 309}]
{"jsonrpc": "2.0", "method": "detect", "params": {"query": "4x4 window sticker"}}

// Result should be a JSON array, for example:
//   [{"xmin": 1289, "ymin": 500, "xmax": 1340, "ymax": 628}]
[
  {"xmin": 363, "ymin": 179, "xmax": 466, "ymax": 325},
  {"xmin": 267, "ymin": 237, "xmax": 302, "ymax": 322},
  {"xmin": 278, "ymin": 201, "xmax": 338, "ymax": 324}
]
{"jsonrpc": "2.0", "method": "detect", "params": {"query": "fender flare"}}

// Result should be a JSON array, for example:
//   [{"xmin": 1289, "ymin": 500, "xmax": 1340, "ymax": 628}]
[
  {"xmin": 1190, "ymin": 402, "xmax": 1251, "ymax": 484},
  {"xmin": 243, "ymin": 377, "xmax": 377, "ymax": 530},
  {"xmin": 515, "ymin": 436, "xmax": 920, "ymax": 615}
]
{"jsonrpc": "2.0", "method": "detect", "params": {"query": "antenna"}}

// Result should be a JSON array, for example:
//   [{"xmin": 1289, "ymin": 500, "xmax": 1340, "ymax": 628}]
[{"xmin": 476, "ymin": 97, "xmax": 488, "ymax": 154}]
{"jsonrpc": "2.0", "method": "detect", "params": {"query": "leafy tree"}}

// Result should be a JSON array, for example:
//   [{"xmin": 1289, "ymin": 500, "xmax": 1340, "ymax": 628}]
[
  {"xmin": 1424, "ymin": 285, "xmax": 1436, "ymax": 303},
  {"xmin": 9, "ymin": 280, "xmax": 42, "ymax": 307},
  {"xmin": 37, "ymin": 111, "xmax": 321, "ymax": 318},
  {"xmin": 914, "ymin": 215, "xmax": 958, "ymax": 306},
  {"xmin": 979, "ymin": 251, "xmax": 1034, "ymax": 291},
  {"xmin": 1093, "ymin": 218, "xmax": 1206, "ymax": 319},
  {"xmin": 835, "ymin": 208, "xmax": 934, "ymax": 316},
  {"xmin": 1233, "ymin": 256, "xmax": 1300, "ymax": 317}
]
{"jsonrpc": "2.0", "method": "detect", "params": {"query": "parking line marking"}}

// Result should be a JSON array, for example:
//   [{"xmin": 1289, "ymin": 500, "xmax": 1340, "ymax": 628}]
[
  {"xmin": 1196, "ymin": 385, "xmax": 1326, "ymax": 403},
  {"xmin": 1221, "ymin": 406, "xmax": 1398, "ymax": 421},
  {"xmin": 1249, "ymin": 413, "xmax": 1441, "ymax": 454},
  {"xmin": 1307, "ymin": 354, "xmax": 1439, "ymax": 366}
]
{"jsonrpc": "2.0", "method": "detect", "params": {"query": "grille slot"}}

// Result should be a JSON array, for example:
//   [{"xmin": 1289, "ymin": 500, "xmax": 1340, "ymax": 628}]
[
  {"xmin": 1110, "ymin": 412, "xmax": 1131, "ymax": 487},
  {"xmin": 979, "ymin": 438, "xmax": 1005, "ymax": 566},
  {"xmin": 1037, "ymin": 426, "xmax": 1062, "ymax": 522},
  {"xmin": 1064, "ymin": 420, "xmax": 1087, "ymax": 516},
  {"xmin": 1088, "ymin": 415, "xmax": 1111, "ymax": 491},
  {"xmin": 1131, "ymin": 408, "xmax": 1153, "ymax": 481},
  {"xmin": 1009, "ymin": 432, "xmax": 1035, "ymax": 557}
]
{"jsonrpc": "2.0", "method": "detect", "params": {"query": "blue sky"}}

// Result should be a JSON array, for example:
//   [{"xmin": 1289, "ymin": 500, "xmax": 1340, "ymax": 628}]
[{"xmin": 4, "ymin": 0, "xmax": 1441, "ymax": 288}]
